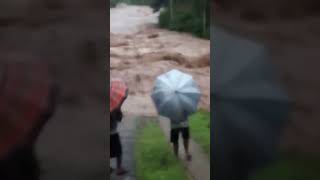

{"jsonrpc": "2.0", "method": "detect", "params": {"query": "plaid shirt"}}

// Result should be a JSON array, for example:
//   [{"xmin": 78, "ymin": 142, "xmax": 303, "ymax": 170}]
[{"xmin": 0, "ymin": 62, "xmax": 56, "ymax": 159}]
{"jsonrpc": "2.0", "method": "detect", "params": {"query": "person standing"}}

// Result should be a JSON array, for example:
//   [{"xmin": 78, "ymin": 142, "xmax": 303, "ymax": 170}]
[
  {"xmin": 110, "ymin": 107, "xmax": 127, "ymax": 176},
  {"xmin": 170, "ymin": 111, "xmax": 192, "ymax": 161},
  {"xmin": 0, "ymin": 62, "xmax": 59, "ymax": 180}
]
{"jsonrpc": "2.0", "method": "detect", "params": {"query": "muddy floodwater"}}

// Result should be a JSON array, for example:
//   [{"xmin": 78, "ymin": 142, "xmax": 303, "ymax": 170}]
[{"xmin": 110, "ymin": 4, "xmax": 210, "ymax": 116}]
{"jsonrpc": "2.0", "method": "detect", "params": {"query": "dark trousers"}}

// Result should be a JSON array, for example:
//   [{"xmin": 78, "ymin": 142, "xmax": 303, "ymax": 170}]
[
  {"xmin": 110, "ymin": 133, "xmax": 122, "ymax": 158},
  {"xmin": 170, "ymin": 127, "xmax": 190, "ymax": 144}
]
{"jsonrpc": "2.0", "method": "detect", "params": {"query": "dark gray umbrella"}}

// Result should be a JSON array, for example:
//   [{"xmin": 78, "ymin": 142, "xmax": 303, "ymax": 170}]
[
  {"xmin": 211, "ymin": 27, "xmax": 291, "ymax": 180},
  {"xmin": 151, "ymin": 69, "xmax": 201, "ymax": 123}
]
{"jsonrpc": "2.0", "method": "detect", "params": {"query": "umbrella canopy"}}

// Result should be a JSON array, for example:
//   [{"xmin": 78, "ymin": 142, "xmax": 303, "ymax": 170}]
[
  {"xmin": 151, "ymin": 69, "xmax": 201, "ymax": 122},
  {"xmin": 211, "ymin": 27, "xmax": 291, "ymax": 180},
  {"xmin": 110, "ymin": 79, "xmax": 128, "ymax": 112},
  {"xmin": 0, "ymin": 61, "xmax": 54, "ymax": 160}
]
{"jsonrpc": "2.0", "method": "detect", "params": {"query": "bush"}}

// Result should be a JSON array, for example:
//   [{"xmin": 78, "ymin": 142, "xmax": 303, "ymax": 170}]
[
  {"xmin": 110, "ymin": 0, "xmax": 120, "ymax": 7},
  {"xmin": 110, "ymin": 0, "xmax": 155, "ymax": 6},
  {"xmin": 159, "ymin": 9, "xmax": 209, "ymax": 39},
  {"xmin": 159, "ymin": 9, "xmax": 171, "ymax": 28}
]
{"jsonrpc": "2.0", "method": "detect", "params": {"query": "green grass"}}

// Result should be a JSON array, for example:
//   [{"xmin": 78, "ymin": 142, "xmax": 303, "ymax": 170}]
[
  {"xmin": 135, "ymin": 121, "xmax": 189, "ymax": 180},
  {"xmin": 189, "ymin": 110, "xmax": 210, "ymax": 156},
  {"xmin": 250, "ymin": 156, "xmax": 320, "ymax": 180}
]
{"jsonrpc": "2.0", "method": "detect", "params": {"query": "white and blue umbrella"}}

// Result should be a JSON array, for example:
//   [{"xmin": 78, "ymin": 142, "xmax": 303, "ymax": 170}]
[{"xmin": 151, "ymin": 69, "xmax": 201, "ymax": 122}]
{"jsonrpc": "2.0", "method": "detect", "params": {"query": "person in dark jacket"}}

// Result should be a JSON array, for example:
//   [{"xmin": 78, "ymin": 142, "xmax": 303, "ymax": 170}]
[
  {"xmin": 170, "ymin": 110, "xmax": 192, "ymax": 161},
  {"xmin": 110, "ymin": 107, "xmax": 127, "ymax": 176},
  {"xmin": 0, "ymin": 86, "xmax": 59, "ymax": 180}
]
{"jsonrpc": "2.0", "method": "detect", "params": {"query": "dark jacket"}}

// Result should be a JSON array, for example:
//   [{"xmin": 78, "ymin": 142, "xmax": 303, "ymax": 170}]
[{"xmin": 110, "ymin": 109, "xmax": 123, "ymax": 133}]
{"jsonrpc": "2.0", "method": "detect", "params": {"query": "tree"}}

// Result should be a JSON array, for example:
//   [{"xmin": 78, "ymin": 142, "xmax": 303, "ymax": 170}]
[
  {"xmin": 192, "ymin": 0, "xmax": 209, "ymax": 36},
  {"xmin": 169, "ymin": 0, "xmax": 174, "ymax": 21},
  {"xmin": 151, "ymin": 0, "xmax": 168, "ymax": 12}
]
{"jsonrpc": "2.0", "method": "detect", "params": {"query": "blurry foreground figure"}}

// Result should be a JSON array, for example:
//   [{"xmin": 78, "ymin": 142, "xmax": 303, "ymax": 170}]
[
  {"xmin": 211, "ymin": 27, "xmax": 290, "ymax": 180},
  {"xmin": 0, "ymin": 61, "xmax": 58, "ymax": 180},
  {"xmin": 110, "ymin": 108, "xmax": 127, "ymax": 176}
]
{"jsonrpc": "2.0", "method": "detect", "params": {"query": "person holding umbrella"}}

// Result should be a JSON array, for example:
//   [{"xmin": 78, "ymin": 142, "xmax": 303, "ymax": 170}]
[
  {"xmin": 110, "ymin": 79, "xmax": 128, "ymax": 176},
  {"xmin": 151, "ymin": 69, "xmax": 201, "ymax": 161},
  {"xmin": 170, "ymin": 109, "xmax": 192, "ymax": 161}
]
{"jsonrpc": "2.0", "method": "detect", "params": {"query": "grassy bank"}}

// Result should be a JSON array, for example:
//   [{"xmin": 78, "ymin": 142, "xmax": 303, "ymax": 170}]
[
  {"xmin": 251, "ymin": 155, "xmax": 320, "ymax": 180},
  {"xmin": 189, "ymin": 110, "xmax": 210, "ymax": 156},
  {"xmin": 135, "ymin": 121, "xmax": 189, "ymax": 180}
]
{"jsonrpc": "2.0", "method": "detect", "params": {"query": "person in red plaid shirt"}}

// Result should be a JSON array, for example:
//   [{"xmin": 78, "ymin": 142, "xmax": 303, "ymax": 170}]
[
  {"xmin": 110, "ymin": 98, "xmax": 128, "ymax": 176},
  {"xmin": 0, "ymin": 62, "xmax": 59, "ymax": 180}
]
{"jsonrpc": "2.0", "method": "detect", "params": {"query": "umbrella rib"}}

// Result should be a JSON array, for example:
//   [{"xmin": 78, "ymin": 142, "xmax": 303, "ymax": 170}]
[{"xmin": 176, "ymin": 71, "xmax": 186, "ymax": 90}]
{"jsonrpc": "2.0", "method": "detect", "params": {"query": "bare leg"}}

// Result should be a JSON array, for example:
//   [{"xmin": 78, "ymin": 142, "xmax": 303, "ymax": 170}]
[
  {"xmin": 173, "ymin": 142, "xmax": 179, "ymax": 157},
  {"xmin": 116, "ymin": 155, "xmax": 127, "ymax": 176},
  {"xmin": 183, "ymin": 139, "xmax": 192, "ymax": 161},
  {"xmin": 116, "ymin": 156, "xmax": 122, "ymax": 170}
]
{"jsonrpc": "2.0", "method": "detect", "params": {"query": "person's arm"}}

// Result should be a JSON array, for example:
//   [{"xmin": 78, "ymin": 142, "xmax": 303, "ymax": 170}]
[{"xmin": 113, "ymin": 108, "xmax": 123, "ymax": 122}]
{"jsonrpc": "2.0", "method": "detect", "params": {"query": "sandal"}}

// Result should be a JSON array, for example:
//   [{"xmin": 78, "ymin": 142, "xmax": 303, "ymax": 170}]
[{"xmin": 186, "ymin": 154, "xmax": 192, "ymax": 161}]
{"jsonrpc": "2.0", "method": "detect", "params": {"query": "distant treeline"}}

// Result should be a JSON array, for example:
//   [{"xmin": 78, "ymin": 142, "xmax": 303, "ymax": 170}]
[
  {"xmin": 110, "ymin": 0, "xmax": 210, "ymax": 39},
  {"xmin": 110, "ymin": 0, "xmax": 154, "ymax": 7},
  {"xmin": 158, "ymin": 0, "xmax": 209, "ymax": 39}
]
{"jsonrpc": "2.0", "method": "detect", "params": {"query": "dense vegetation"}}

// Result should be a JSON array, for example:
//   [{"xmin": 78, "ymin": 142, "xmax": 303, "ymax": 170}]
[
  {"xmin": 110, "ymin": 0, "xmax": 154, "ymax": 7},
  {"xmin": 110, "ymin": 0, "xmax": 210, "ymax": 39},
  {"xmin": 158, "ymin": 0, "xmax": 209, "ymax": 39}
]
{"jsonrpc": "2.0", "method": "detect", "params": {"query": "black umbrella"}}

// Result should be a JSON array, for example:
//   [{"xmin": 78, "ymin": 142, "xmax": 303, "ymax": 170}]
[{"xmin": 211, "ymin": 27, "xmax": 291, "ymax": 180}]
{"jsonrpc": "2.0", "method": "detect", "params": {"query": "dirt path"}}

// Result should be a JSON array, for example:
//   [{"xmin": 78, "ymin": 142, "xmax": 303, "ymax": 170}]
[{"xmin": 110, "ymin": 115, "xmax": 138, "ymax": 180}]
